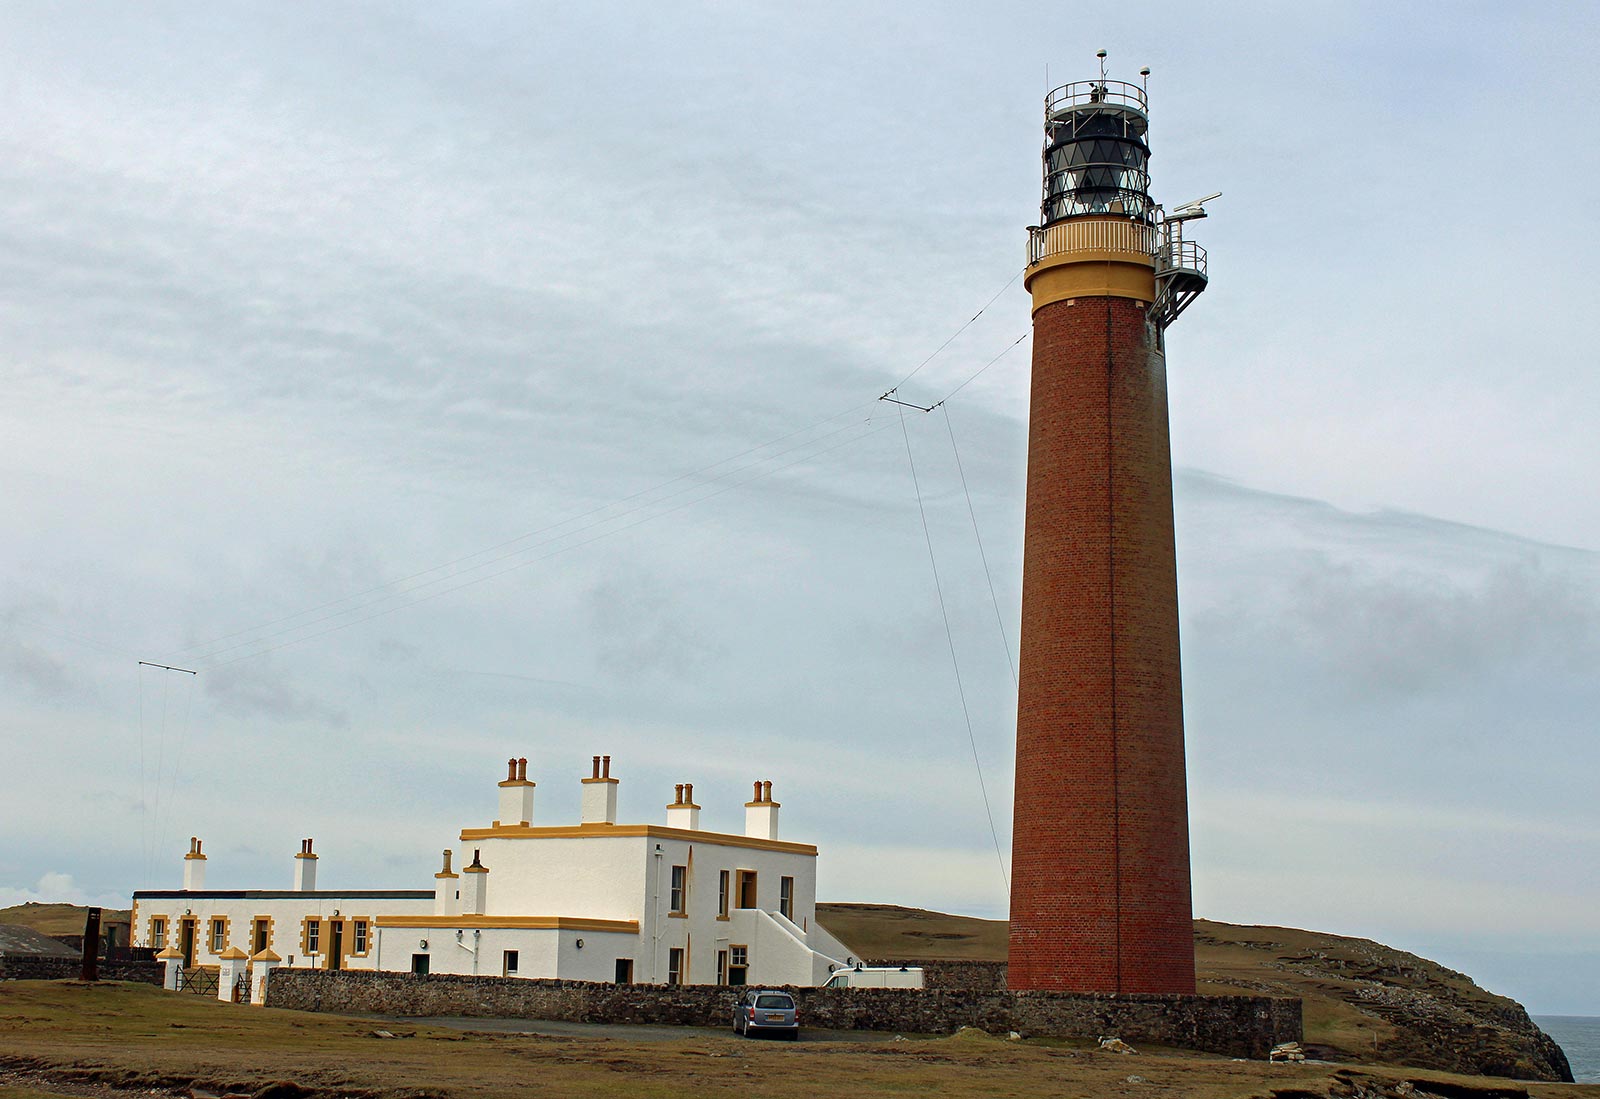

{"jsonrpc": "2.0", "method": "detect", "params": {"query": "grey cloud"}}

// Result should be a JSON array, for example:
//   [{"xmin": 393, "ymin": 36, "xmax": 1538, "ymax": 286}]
[{"xmin": 204, "ymin": 662, "xmax": 348, "ymax": 727}]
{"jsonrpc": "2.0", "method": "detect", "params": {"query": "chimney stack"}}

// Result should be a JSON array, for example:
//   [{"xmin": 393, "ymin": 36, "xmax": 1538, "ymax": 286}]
[
  {"xmin": 293, "ymin": 838, "xmax": 318, "ymax": 891},
  {"xmin": 495, "ymin": 756, "xmax": 536, "ymax": 828},
  {"xmin": 460, "ymin": 848, "xmax": 489, "ymax": 915},
  {"xmin": 666, "ymin": 782, "xmax": 701, "ymax": 831},
  {"xmin": 580, "ymin": 754, "xmax": 619, "ymax": 825},
  {"xmin": 182, "ymin": 837, "xmax": 207, "ymax": 891},
  {"xmin": 745, "ymin": 780, "xmax": 780, "ymax": 840},
  {"xmin": 434, "ymin": 849, "xmax": 460, "ymax": 917}
]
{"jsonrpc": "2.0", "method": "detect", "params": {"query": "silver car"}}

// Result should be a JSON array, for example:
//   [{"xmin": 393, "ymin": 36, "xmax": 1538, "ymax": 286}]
[{"xmin": 732, "ymin": 988, "xmax": 799, "ymax": 1039}]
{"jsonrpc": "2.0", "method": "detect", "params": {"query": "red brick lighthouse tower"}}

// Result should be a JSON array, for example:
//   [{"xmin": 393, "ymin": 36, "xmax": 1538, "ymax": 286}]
[{"xmin": 1009, "ymin": 63, "xmax": 1213, "ymax": 994}]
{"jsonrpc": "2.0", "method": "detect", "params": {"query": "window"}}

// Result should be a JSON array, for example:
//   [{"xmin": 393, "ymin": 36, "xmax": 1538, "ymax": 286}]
[
  {"xmin": 669, "ymin": 864, "xmax": 687, "ymax": 914},
  {"xmin": 411, "ymin": 953, "xmax": 429, "ymax": 975},
  {"xmin": 614, "ymin": 959, "xmax": 634, "ymax": 983},
  {"xmin": 209, "ymin": 917, "xmax": 227, "ymax": 953},
  {"xmin": 252, "ymin": 917, "xmax": 271, "ymax": 954},
  {"xmin": 717, "ymin": 949, "xmax": 728, "ymax": 985},
  {"xmin": 718, "ymin": 870, "xmax": 730, "ymax": 918},
  {"xmin": 305, "ymin": 918, "xmax": 321, "ymax": 955},
  {"xmin": 502, "ymin": 950, "xmax": 519, "ymax": 976},
  {"xmin": 667, "ymin": 947, "xmax": 684, "ymax": 986},
  {"xmin": 352, "ymin": 919, "xmax": 369, "ymax": 955},
  {"xmin": 736, "ymin": 870, "xmax": 757, "ymax": 908},
  {"xmin": 150, "ymin": 917, "xmax": 166, "ymax": 950},
  {"xmin": 780, "ymin": 876, "xmax": 794, "ymax": 921}
]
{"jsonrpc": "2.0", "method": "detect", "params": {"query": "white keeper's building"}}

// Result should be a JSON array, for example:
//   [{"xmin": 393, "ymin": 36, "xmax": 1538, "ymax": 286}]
[{"xmin": 131, "ymin": 755, "xmax": 855, "ymax": 990}]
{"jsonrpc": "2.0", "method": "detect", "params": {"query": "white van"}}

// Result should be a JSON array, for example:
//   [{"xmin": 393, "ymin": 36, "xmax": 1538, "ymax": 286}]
[{"xmin": 821, "ymin": 965, "xmax": 925, "ymax": 989}]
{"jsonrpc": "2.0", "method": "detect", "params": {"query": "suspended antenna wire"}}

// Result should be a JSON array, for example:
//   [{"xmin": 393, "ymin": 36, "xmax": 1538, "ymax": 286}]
[
  {"xmin": 133, "ymin": 661, "xmax": 196, "ymax": 877},
  {"xmin": 155, "ymin": 672, "xmax": 198, "ymax": 870},
  {"xmin": 937, "ymin": 331, "xmax": 1030, "ymax": 404},
  {"xmin": 191, "ymin": 411, "xmax": 885, "ymax": 664},
  {"xmin": 163, "ymin": 269, "xmax": 1027, "ymax": 670},
  {"xmin": 137, "ymin": 662, "xmax": 146, "ymax": 877},
  {"xmin": 887, "ymin": 269, "xmax": 1023, "ymax": 393},
  {"xmin": 177, "ymin": 401, "xmax": 881, "ymax": 661},
  {"xmin": 942, "ymin": 404, "xmax": 1018, "ymax": 688},
  {"xmin": 894, "ymin": 402, "xmax": 1010, "ymax": 890},
  {"xmin": 201, "ymin": 418, "xmax": 902, "ymax": 669}
]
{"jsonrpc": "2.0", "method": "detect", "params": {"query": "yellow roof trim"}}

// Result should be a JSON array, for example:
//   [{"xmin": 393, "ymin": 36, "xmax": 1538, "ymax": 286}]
[
  {"xmin": 374, "ymin": 915, "xmax": 639, "ymax": 934},
  {"xmin": 457, "ymin": 823, "xmax": 816, "ymax": 856}
]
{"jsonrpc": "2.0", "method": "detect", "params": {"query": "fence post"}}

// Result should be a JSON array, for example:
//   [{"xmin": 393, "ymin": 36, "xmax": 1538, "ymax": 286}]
[
  {"xmin": 80, "ymin": 907, "xmax": 101, "ymax": 982},
  {"xmin": 158, "ymin": 945, "xmax": 184, "ymax": 991},
  {"xmin": 217, "ymin": 948, "xmax": 249, "ymax": 1003},
  {"xmin": 251, "ymin": 949, "xmax": 281, "ymax": 1006}
]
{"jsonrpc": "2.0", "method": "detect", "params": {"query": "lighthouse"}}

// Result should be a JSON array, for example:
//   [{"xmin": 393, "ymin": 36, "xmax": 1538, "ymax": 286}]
[{"xmin": 1008, "ymin": 61, "xmax": 1212, "ymax": 994}]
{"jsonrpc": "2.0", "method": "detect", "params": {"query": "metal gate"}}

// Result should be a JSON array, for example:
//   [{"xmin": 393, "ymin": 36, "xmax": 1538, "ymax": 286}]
[{"xmin": 179, "ymin": 967, "xmax": 219, "ymax": 995}]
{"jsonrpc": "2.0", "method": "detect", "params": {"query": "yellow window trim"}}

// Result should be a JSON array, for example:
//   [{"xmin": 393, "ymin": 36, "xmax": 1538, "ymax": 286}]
[
  {"xmin": 250, "ymin": 914, "xmax": 276, "ymax": 957},
  {"xmin": 301, "ymin": 915, "xmax": 322, "ymax": 956},
  {"xmin": 349, "ymin": 916, "xmax": 373, "ymax": 957},
  {"xmin": 207, "ymin": 914, "xmax": 231, "ymax": 955}
]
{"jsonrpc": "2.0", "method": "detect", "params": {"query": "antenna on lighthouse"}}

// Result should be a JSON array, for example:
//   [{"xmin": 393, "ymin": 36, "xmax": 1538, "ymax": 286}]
[{"xmin": 1096, "ymin": 48, "xmax": 1108, "ymax": 81}]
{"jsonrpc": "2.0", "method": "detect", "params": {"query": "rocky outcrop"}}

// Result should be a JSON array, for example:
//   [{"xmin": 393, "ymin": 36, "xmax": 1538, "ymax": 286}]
[
  {"xmin": 1195, "ymin": 924, "xmax": 1571, "ymax": 1083},
  {"xmin": 818, "ymin": 906, "xmax": 1574, "ymax": 1084}
]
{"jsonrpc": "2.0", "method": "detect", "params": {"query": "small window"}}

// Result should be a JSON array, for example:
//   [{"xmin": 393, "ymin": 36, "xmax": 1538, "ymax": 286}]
[
  {"xmin": 718, "ymin": 869, "xmax": 730, "ymax": 917},
  {"xmin": 614, "ymin": 958, "xmax": 634, "ymax": 983},
  {"xmin": 353, "ymin": 919, "xmax": 369, "ymax": 954},
  {"xmin": 252, "ymin": 918, "xmax": 271, "ymax": 954},
  {"xmin": 209, "ymin": 918, "xmax": 226, "ymax": 953},
  {"xmin": 669, "ymin": 865, "xmax": 687, "ymax": 914},
  {"xmin": 730, "ymin": 944, "xmax": 747, "ymax": 967},
  {"xmin": 826, "ymin": 973, "xmax": 848, "ymax": 988},
  {"xmin": 306, "ymin": 918, "xmax": 321, "ymax": 955},
  {"xmin": 411, "ymin": 953, "xmax": 430, "ymax": 975},
  {"xmin": 667, "ymin": 947, "xmax": 684, "ymax": 986},
  {"xmin": 503, "ymin": 949, "xmax": 519, "ymax": 976},
  {"xmin": 779, "ymin": 876, "xmax": 795, "ymax": 921},
  {"xmin": 150, "ymin": 917, "xmax": 166, "ymax": 950}
]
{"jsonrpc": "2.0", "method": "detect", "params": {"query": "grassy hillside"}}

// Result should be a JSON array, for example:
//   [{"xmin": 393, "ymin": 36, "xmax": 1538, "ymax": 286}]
[
  {"xmin": 816, "ymin": 903, "xmax": 1572, "ymax": 1083},
  {"xmin": 0, "ymin": 903, "xmax": 130, "ymax": 937}
]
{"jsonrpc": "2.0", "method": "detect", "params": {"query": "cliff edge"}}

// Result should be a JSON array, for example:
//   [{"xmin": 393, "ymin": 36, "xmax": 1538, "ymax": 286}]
[{"xmin": 815, "ymin": 903, "xmax": 1574, "ymax": 1083}]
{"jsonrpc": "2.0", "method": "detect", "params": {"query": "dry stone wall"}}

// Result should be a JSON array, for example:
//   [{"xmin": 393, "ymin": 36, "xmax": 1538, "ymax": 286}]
[
  {"xmin": 0, "ymin": 957, "xmax": 162, "ymax": 984},
  {"xmin": 267, "ymin": 969, "xmax": 1300, "ymax": 1059}
]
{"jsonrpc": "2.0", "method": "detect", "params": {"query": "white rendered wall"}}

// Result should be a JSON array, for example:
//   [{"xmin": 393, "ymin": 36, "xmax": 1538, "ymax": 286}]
[{"xmin": 130, "ymin": 894, "xmax": 435, "ymax": 971}]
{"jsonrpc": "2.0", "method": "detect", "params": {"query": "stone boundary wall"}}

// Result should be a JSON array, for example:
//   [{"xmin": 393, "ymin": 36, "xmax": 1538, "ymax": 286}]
[
  {"xmin": 268, "ymin": 970, "xmax": 1300, "ymax": 1059},
  {"xmin": 870, "ymin": 959, "xmax": 1009, "ymax": 990},
  {"xmin": 0, "ymin": 957, "xmax": 162, "ymax": 985}
]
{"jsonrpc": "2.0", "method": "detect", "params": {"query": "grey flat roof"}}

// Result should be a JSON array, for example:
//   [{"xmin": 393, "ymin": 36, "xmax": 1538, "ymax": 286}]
[
  {"xmin": 0, "ymin": 923, "xmax": 79, "ymax": 958},
  {"xmin": 132, "ymin": 890, "xmax": 434, "ymax": 900}
]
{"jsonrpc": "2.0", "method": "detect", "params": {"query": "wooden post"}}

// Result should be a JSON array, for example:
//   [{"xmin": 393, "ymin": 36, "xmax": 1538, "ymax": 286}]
[{"xmin": 80, "ymin": 907, "xmax": 101, "ymax": 982}]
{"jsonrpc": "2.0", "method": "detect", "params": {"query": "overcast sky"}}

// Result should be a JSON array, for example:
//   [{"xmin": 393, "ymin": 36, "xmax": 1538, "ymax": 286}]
[{"xmin": 2, "ymin": 2, "xmax": 1596, "ymax": 1015}]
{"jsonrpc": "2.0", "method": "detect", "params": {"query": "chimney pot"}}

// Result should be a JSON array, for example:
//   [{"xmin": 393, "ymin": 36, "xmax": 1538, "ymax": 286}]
[
  {"xmin": 517, "ymin": 757, "xmax": 528, "ymax": 781},
  {"xmin": 602, "ymin": 755, "xmax": 611, "ymax": 778},
  {"xmin": 685, "ymin": 783, "xmax": 693, "ymax": 803},
  {"xmin": 674, "ymin": 783, "xmax": 684, "ymax": 804},
  {"xmin": 507, "ymin": 757, "xmax": 517, "ymax": 781},
  {"xmin": 442, "ymin": 849, "xmax": 452, "ymax": 873},
  {"xmin": 591, "ymin": 755, "xmax": 601, "ymax": 779},
  {"xmin": 763, "ymin": 780, "xmax": 773, "ymax": 802}
]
